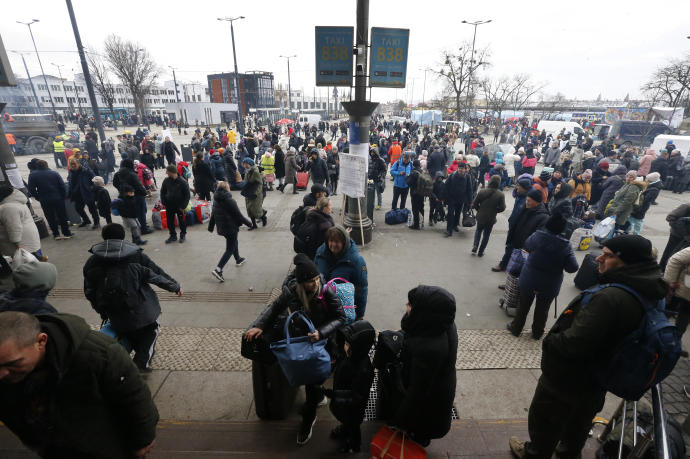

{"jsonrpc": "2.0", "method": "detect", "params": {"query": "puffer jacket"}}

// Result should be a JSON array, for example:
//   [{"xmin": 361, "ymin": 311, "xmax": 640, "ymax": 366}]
[
  {"xmin": 541, "ymin": 260, "xmax": 667, "ymax": 394},
  {"xmin": 519, "ymin": 229, "xmax": 579, "ymax": 299},
  {"xmin": 472, "ymin": 176, "xmax": 506, "ymax": 225},
  {"xmin": 596, "ymin": 166, "xmax": 628, "ymax": 212},
  {"xmin": 113, "ymin": 166, "xmax": 146, "ymax": 197},
  {"xmin": 67, "ymin": 166, "xmax": 96, "ymax": 202},
  {"xmin": 548, "ymin": 183, "xmax": 574, "ymax": 218},
  {"xmin": 604, "ymin": 180, "xmax": 643, "ymax": 226},
  {"xmin": 209, "ymin": 154, "xmax": 226, "ymax": 181},
  {"xmin": 567, "ymin": 176, "xmax": 591, "ymax": 201},
  {"xmin": 506, "ymin": 203, "xmax": 549, "ymax": 249},
  {"xmin": 665, "ymin": 247, "xmax": 690, "ymax": 302},
  {"xmin": 637, "ymin": 150, "xmax": 656, "ymax": 176},
  {"xmin": 223, "ymin": 152, "xmax": 238, "ymax": 183},
  {"xmin": 252, "ymin": 272, "xmax": 346, "ymax": 344},
  {"xmin": 394, "ymin": 285, "xmax": 458, "ymax": 441},
  {"xmin": 390, "ymin": 158, "xmax": 412, "ymax": 188},
  {"xmin": 285, "ymin": 150, "xmax": 298, "ymax": 184},
  {"xmin": 208, "ymin": 188, "xmax": 252, "ymax": 237},
  {"xmin": 0, "ymin": 189, "xmax": 41, "ymax": 256}
]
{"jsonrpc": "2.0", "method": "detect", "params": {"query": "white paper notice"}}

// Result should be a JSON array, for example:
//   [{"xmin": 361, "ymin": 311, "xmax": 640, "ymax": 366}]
[{"xmin": 339, "ymin": 153, "xmax": 367, "ymax": 198}]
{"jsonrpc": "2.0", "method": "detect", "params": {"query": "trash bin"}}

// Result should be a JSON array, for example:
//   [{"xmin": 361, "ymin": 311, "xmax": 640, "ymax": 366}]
[
  {"xmin": 366, "ymin": 182, "xmax": 375, "ymax": 221},
  {"xmin": 181, "ymin": 145, "xmax": 193, "ymax": 162}
]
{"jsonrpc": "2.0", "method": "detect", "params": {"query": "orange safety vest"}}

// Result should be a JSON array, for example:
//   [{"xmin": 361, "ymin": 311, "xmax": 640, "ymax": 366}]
[
  {"xmin": 5, "ymin": 134, "xmax": 16, "ymax": 145},
  {"xmin": 389, "ymin": 144, "xmax": 402, "ymax": 165}
]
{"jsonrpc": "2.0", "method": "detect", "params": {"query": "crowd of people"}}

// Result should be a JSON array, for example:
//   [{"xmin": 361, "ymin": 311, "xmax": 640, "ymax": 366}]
[{"xmin": 0, "ymin": 113, "xmax": 689, "ymax": 458}]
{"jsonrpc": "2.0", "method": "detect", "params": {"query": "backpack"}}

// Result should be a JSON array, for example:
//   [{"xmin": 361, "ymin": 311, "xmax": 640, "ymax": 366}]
[
  {"xmin": 95, "ymin": 264, "xmax": 136, "ymax": 312},
  {"xmin": 182, "ymin": 165, "xmax": 192, "ymax": 180},
  {"xmin": 289, "ymin": 205, "xmax": 308, "ymax": 235},
  {"xmin": 373, "ymin": 330, "xmax": 405, "ymax": 370},
  {"xmin": 142, "ymin": 166, "xmax": 153, "ymax": 182},
  {"xmin": 576, "ymin": 283, "xmax": 681, "ymax": 401},
  {"xmin": 319, "ymin": 278, "xmax": 356, "ymax": 325},
  {"xmin": 415, "ymin": 171, "xmax": 434, "ymax": 197}
]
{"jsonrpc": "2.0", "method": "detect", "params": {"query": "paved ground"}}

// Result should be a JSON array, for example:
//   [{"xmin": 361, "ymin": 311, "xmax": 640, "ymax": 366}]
[{"xmin": 2, "ymin": 137, "xmax": 690, "ymax": 456}]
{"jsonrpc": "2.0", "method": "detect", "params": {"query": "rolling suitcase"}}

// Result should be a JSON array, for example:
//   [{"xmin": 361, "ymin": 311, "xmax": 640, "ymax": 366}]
[
  {"xmin": 296, "ymin": 172, "xmax": 309, "ymax": 190},
  {"xmin": 33, "ymin": 215, "xmax": 50, "ymax": 239},
  {"xmin": 251, "ymin": 360, "xmax": 299, "ymax": 420},
  {"xmin": 499, "ymin": 273, "xmax": 520, "ymax": 317},
  {"xmin": 574, "ymin": 252, "xmax": 600, "ymax": 290},
  {"xmin": 65, "ymin": 199, "xmax": 82, "ymax": 226}
]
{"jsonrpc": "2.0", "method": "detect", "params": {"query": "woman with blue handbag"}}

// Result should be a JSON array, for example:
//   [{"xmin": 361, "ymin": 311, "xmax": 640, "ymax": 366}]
[{"xmin": 245, "ymin": 253, "xmax": 346, "ymax": 446}]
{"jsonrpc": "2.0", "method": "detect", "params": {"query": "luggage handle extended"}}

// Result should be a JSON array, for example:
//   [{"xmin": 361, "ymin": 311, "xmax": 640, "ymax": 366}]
[{"xmin": 614, "ymin": 384, "xmax": 671, "ymax": 459}]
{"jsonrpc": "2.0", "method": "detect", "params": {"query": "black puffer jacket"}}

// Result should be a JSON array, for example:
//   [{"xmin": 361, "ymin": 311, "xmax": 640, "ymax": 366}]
[
  {"xmin": 506, "ymin": 203, "xmax": 549, "ymax": 249},
  {"xmin": 547, "ymin": 182, "xmax": 573, "ymax": 218},
  {"xmin": 223, "ymin": 152, "xmax": 238, "ymax": 182},
  {"xmin": 327, "ymin": 320, "xmax": 376, "ymax": 425},
  {"xmin": 192, "ymin": 161, "xmax": 216, "ymax": 196},
  {"xmin": 113, "ymin": 164, "xmax": 146, "ymax": 197},
  {"xmin": 160, "ymin": 176, "xmax": 190, "ymax": 211},
  {"xmin": 0, "ymin": 313, "xmax": 159, "ymax": 458},
  {"xmin": 394, "ymin": 285, "xmax": 458, "ymax": 441},
  {"xmin": 208, "ymin": 188, "xmax": 252, "ymax": 237},
  {"xmin": 541, "ymin": 261, "xmax": 667, "ymax": 394},
  {"xmin": 252, "ymin": 272, "xmax": 346, "ymax": 343}
]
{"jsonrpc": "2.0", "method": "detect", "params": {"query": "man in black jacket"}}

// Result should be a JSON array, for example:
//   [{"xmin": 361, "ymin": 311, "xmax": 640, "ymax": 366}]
[
  {"xmin": 307, "ymin": 150, "xmax": 329, "ymax": 186},
  {"xmin": 161, "ymin": 136, "xmax": 179, "ymax": 165},
  {"xmin": 0, "ymin": 311, "xmax": 160, "ymax": 458},
  {"xmin": 442, "ymin": 165, "xmax": 473, "ymax": 237},
  {"xmin": 84, "ymin": 223, "xmax": 181, "ymax": 372},
  {"xmin": 406, "ymin": 160, "xmax": 425, "ymax": 230},
  {"xmin": 160, "ymin": 165, "xmax": 191, "ymax": 243},
  {"xmin": 113, "ymin": 159, "xmax": 151, "ymax": 234},
  {"xmin": 505, "ymin": 189, "xmax": 549, "ymax": 251},
  {"xmin": 509, "ymin": 235, "xmax": 667, "ymax": 459},
  {"xmin": 27, "ymin": 160, "xmax": 72, "ymax": 240}
]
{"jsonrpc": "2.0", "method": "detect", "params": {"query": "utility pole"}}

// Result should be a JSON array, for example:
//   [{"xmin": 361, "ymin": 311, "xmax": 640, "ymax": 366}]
[
  {"xmin": 279, "ymin": 55, "xmax": 296, "ymax": 117},
  {"xmin": 461, "ymin": 19, "xmax": 491, "ymax": 130},
  {"xmin": 51, "ymin": 62, "xmax": 72, "ymax": 113},
  {"xmin": 341, "ymin": 0, "xmax": 378, "ymax": 244},
  {"xmin": 17, "ymin": 20, "xmax": 58, "ymax": 120},
  {"xmin": 71, "ymin": 68, "xmax": 84, "ymax": 116},
  {"xmin": 11, "ymin": 51, "xmax": 41, "ymax": 113},
  {"xmin": 420, "ymin": 68, "xmax": 428, "ymax": 127},
  {"xmin": 218, "ymin": 16, "xmax": 245, "ymax": 135},
  {"xmin": 168, "ymin": 66, "xmax": 184, "ymax": 125},
  {"xmin": 65, "ymin": 0, "xmax": 105, "ymax": 143}
]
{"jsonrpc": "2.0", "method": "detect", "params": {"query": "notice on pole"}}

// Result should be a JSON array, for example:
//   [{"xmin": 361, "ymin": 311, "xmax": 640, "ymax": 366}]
[
  {"xmin": 339, "ymin": 153, "xmax": 367, "ymax": 198},
  {"xmin": 349, "ymin": 143, "xmax": 369, "ymax": 174}
]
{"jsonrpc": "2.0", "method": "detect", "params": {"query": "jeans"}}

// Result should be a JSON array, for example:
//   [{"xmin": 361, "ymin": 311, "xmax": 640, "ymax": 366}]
[
  {"xmin": 510, "ymin": 291, "xmax": 553, "ymax": 338},
  {"xmin": 166, "ymin": 208, "xmax": 187, "ymax": 236},
  {"xmin": 121, "ymin": 321, "xmax": 160, "ymax": 370},
  {"xmin": 73, "ymin": 196, "xmax": 99, "ymax": 225},
  {"xmin": 391, "ymin": 186, "xmax": 408, "ymax": 210},
  {"xmin": 627, "ymin": 216, "xmax": 643, "ymax": 235},
  {"xmin": 411, "ymin": 194, "xmax": 424, "ymax": 227},
  {"xmin": 136, "ymin": 196, "xmax": 149, "ymax": 230},
  {"xmin": 217, "ymin": 233, "xmax": 240, "ymax": 269},
  {"xmin": 121, "ymin": 217, "xmax": 141, "ymax": 242},
  {"xmin": 446, "ymin": 204, "xmax": 463, "ymax": 234},
  {"xmin": 41, "ymin": 199, "xmax": 71, "ymax": 237},
  {"xmin": 472, "ymin": 222, "xmax": 494, "ymax": 252}
]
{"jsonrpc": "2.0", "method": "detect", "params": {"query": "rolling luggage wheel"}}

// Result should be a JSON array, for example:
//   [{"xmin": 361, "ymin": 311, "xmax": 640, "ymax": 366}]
[{"xmin": 499, "ymin": 298, "xmax": 505, "ymax": 309}]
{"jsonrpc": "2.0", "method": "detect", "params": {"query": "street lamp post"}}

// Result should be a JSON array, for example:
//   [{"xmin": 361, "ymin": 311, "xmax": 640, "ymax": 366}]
[
  {"xmin": 51, "ymin": 63, "xmax": 72, "ymax": 114},
  {"xmin": 11, "ymin": 51, "xmax": 41, "ymax": 113},
  {"xmin": 420, "ymin": 68, "xmax": 428, "ymax": 128},
  {"xmin": 461, "ymin": 19, "xmax": 491, "ymax": 131},
  {"xmin": 168, "ymin": 65, "xmax": 185, "ymax": 125},
  {"xmin": 218, "ymin": 16, "xmax": 245, "ymax": 135},
  {"xmin": 279, "ymin": 54, "xmax": 296, "ymax": 117},
  {"xmin": 17, "ymin": 19, "xmax": 58, "ymax": 120}
]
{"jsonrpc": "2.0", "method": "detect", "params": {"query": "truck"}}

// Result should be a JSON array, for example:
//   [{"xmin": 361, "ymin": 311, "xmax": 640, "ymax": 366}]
[{"xmin": 2, "ymin": 114, "xmax": 58, "ymax": 155}]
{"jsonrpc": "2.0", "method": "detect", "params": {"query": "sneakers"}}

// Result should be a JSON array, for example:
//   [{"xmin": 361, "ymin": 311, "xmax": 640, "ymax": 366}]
[
  {"xmin": 165, "ymin": 235, "xmax": 177, "ymax": 244},
  {"xmin": 235, "ymin": 257, "xmax": 246, "ymax": 266},
  {"xmin": 296, "ymin": 416, "xmax": 316, "ymax": 446},
  {"xmin": 211, "ymin": 268, "xmax": 225, "ymax": 282},
  {"xmin": 63, "ymin": 232, "xmax": 73, "ymax": 238},
  {"xmin": 477, "ymin": 250, "xmax": 484, "ymax": 257},
  {"xmin": 471, "ymin": 246, "xmax": 478, "ymax": 254},
  {"xmin": 509, "ymin": 436, "xmax": 526, "ymax": 458},
  {"xmin": 376, "ymin": 205, "xmax": 381, "ymax": 210},
  {"xmin": 179, "ymin": 234, "xmax": 186, "ymax": 243},
  {"xmin": 444, "ymin": 232, "xmax": 452, "ymax": 238}
]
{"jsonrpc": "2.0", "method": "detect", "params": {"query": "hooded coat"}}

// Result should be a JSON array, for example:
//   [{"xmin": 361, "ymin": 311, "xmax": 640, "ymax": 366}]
[
  {"xmin": 0, "ymin": 189, "xmax": 41, "ymax": 256},
  {"xmin": 208, "ymin": 188, "xmax": 252, "ymax": 237},
  {"xmin": 541, "ymin": 260, "xmax": 667, "ymax": 394},
  {"xmin": 83, "ymin": 240, "xmax": 180, "ymax": 332},
  {"xmin": 285, "ymin": 149, "xmax": 298, "ymax": 184},
  {"xmin": 519, "ymin": 229, "xmax": 579, "ymax": 299},
  {"xmin": 242, "ymin": 165, "xmax": 264, "ymax": 219},
  {"xmin": 390, "ymin": 158, "xmax": 412, "ymax": 189},
  {"xmin": 223, "ymin": 152, "xmax": 238, "ymax": 183},
  {"xmin": 113, "ymin": 163, "xmax": 146, "ymax": 197},
  {"xmin": 637, "ymin": 150, "xmax": 656, "ymax": 177},
  {"xmin": 596, "ymin": 166, "xmax": 627, "ymax": 212},
  {"xmin": 394, "ymin": 285, "xmax": 458, "ymax": 441},
  {"xmin": 0, "ymin": 313, "xmax": 159, "ymax": 458},
  {"xmin": 567, "ymin": 176, "xmax": 591, "ymax": 201},
  {"xmin": 506, "ymin": 203, "xmax": 550, "ymax": 249},
  {"xmin": 547, "ymin": 183, "xmax": 574, "ymax": 218},
  {"xmin": 192, "ymin": 160, "xmax": 216, "ymax": 197},
  {"xmin": 295, "ymin": 208, "xmax": 335, "ymax": 259},
  {"xmin": 209, "ymin": 154, "xmax": 226, "ymax": 181},
  {"xmin": 67, "ymin": 166, "xmax": 96, "ymax": 202},
  {"xmin": 472, "ymin": 175, "xmax": 506, "ymax": 225},
  {"xmin": 274, "ymin": 149, "xmax": 286, "ymax": 178},
  {"xmin": 504, "ymin": 153, "xmax": 521, "ymax": 177},
  {"xmin": 604, "ymin": 180, "xmax": 643, "ymax": 225},
  {"xmin": 314, "ymin": 227, "xmax": 368, "ymax": 318}
]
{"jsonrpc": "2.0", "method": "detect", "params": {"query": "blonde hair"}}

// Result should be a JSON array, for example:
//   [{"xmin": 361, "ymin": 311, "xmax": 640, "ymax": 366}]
[
  {"xmin": 316, "ymin": 197, "xmax": 330, "ymax": 211},
  {"xmin": 216, "ymin": 181, "xmax": 230, "ymax": 192}
]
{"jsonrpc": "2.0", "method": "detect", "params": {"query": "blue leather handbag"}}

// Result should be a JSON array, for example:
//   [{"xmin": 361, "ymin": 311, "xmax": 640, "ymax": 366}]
[{"xmin": 270, "ymin": 311, "xmax": 331, "ymax": 387}]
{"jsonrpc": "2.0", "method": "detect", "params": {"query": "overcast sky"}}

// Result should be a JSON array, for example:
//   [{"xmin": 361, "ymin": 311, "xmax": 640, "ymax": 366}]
[{"xmin": 4, "ymin": 0, "xmax": 690, "ymax": 105}]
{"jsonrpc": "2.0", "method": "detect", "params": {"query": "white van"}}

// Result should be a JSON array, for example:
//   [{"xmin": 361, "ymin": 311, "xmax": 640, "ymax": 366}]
[
  {"xmin": 537, "ymin": 120, "xmax": 584, "ymax": 138},
  {"xmin": 650, "ymin": 134, "xmax": 690, "ymax": 158},
  {"xmin": 298, "ymin": 114, "xmax": 322, "ymax": 125}
]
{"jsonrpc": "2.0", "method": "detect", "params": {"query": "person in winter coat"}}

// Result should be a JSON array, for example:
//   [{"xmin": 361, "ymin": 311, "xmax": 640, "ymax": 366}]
[
  {"xmin": 160, "ymin": 165, "xmax": 191, "ymax": 244},
  {"xmin": 505, "ymin": 188, "xmax": 550, "ymax": 253},
  {"xmin": 113, "ymin": 185, "xmax": 147, "ymax": 246},
  {"xmin": 0, "ymin": 261, "xmax": 58, "ymax": 315},
  {"xmin": 323, "ymin": 320, "xmax": 376, "ymax": 453},
  {"xmin": 285, "ymin": 147, "xmax": 300, "ymax": 194},
  {"xmin": 478, "ymin": 151, "xmax": 491, "ymax": 187},
  {"xmin": 405, "ymin": 159, "xmax": 427, "ymax": 230},
  {"xmin": 567, "ymin": 170, "xmax": 592, "ymax": 201},
  {"xmin": 295, "ymin": 198, "xmax": 335, "ymax": 259},
  {"xmin": 532, "ymin": 171, "xmax": 550, "ymax": 204},
  {"xmin": 209, "ymin": 150, "xmax": 226, "ymax": 181},
  {"xmin": 27, "ymin": 160, "xmax": 72, "ymax": 239},
  {"xmin": 390, "ymin": 154, "xmax": 412, "ymax": 210},
  {"xmin": 192, "ymin": 153, "xmax": 216, "ymax": 201},
  {"xmin": 427, "ymin": 147, "xmax": 446, "ymax": 179},
  {"xmin": 261, "ymin": 151, "xmax": 276, "ymax": 191},
  {"xmin": 393, "ymin": 285, "xmax": 458, "ymax": 447},
  {"xmin": 240, "ymin": 158, "xmax": 266, "ymax": 229},
  {"xmin": 590, "ymin": 161, "xmax": 610, "ymax": 205},
  {"xmin": 274, "ymin": 145, "xmax": 286, "ymax": 191},
  {"xmin": 504, "ymin": 150, "xmax": 521, "ymax": 186},
  {"xmin": 67, "ymin": 157, "xmax": 100, "ymax": 230},
  {"xmin": 442, "ymin": 165, "xmax": 474, "ymax": 237},
  {"xmin": 673, "ymin": 156, "xmax": 690, "ymax": 194},
  {"xmin": 326, "ymin": 147, "xmax": 340, "ymax": 195},
  {"xmin": 604, "ymin": 170, "xmax": 641, "ymax": 229},
  {"xmin": 510, "ymin": 235, "xmax": 666, "ymax": 459},
  {"xmin": 628, "ymin": 173, "xmax": 662, "ymax": 235},
  {"xmin": 521, "ymin": 151, "xmax": 538, "ymax": 176},
  {"xmin": 543, "ymin": 141, "xmax": 561, "ymax": 167},
  {"xmin": 84, "ymin": 223, "xmax": 181, "ymax": 371},
  {"xmin": 429, "ymin": 171, "xmax": 446, "ymax": 225},
  {"xmin": 507, "ymin": 215, "xmax": 579, "ymax": 339},
  {"xmin": 161, "ymin": 136, "xmax": 179, "ymax": 165},
  {"xmin": 594, "ymin": 164, "xmax": 628, "ymax": 216},
  {"xmin": 388, "ymin": 140, "xmax": 402, "ymax": 166},
  {"xmin": 637, "ymin": 149, "xmax": 656, "ymax": 177},
  {"xmin": 314, "ymin": 225, "xmax": 368, "ymax": 318},
  {"xmin": 0, "ymin": 185, "xmax": 41, "ymax": 258},
  {"xmin": 471, "ymin": 175, "xmax": 506, "ymax": 256},
  {"xmin": 492, "ymin": 179, "xmax": 533, "ymax": 272},
  {"xmin": 208, "ymin": 182, "xmax": 252, "ymax": 282},
  {"xmin": 113, "ymin": 159, "xmax": 150, "ymax": 234},
  {"xmin": 665, "ymin": 242, "xmax": 690, "ymax": 339},
  {"xmin": 368, "ymin": 149, "xmax": 387, "ymax": 209},
  {"xmin": 0, "ymin": 310, "xmax": 160, "ymax": 458},
  {"xmin": 245, "ymin": 254, "xmax": 346, "ymax": 446},
  {"xmin": 134, "ymin": 160, "xmax": 154, "ymax": 194},
  {"xmin": 582, "ymin": 151, "xmax": 596, "ymax": 171},
  {"xmin": 306, "ymin": 150, "xmax": 329, "ymax": 187},
  {"xmin": 91, "ymin": 176, "xmax": 112, "ymax": 225},
  {"xmin": 650, "ymin": 150, "xmax": 670, "ymax": 182},
  {"xmin": 660, "ymin": 203, "xmax": 690, "ymax": 270},
  {"xmin": 547, "ymin": 182, "xmax": 574, "ymax": 219}
]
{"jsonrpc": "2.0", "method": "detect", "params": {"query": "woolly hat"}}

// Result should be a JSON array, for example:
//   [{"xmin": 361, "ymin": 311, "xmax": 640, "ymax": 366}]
[
  {"xmin": 517, "ymin": 178, "xmax": 532, "ymax": 190},
  {"xmin": 311, "ymin": 184, "xmax": 328, "ymax": 195},
  {"xmin": 293, "ymin": 253, "xmax": 321, "ymax": 283},
  {"xmin": 527, "ymin": 189, "xmax": 543, "ymax": 202},
  {"xmin": 242, "ymin": 157, "xmax": 255, "ymax": 166},
  {"xmin": 539, "ymin": 170, "xmax": 552, "ymax": 181},
  {"xmin": 13, "ymin": 261, "xmax": 57, "ymax": 292},
  {"xmin": 545, "ymin": 214, "xmax": 567, "ymax": 234},
  {"xmin": 603, "ymin": 235, "xmax": 655, "ymax": 265},
  {"xmin": 581, "ymin": 169, "xmax": 593, "ymax": 180},
  {"xmin": 646, "ymin": 172, "xmax": 661, "ymax": 182},
  {"xmin": 92, "ymin": 176, "xmax": 105, "ymax": 187},
  {"xmin": 600, "ymin": 161, "xmax": 610, "ymax": 170},
  {"xmin": 120, "ymin": 158, "xmax": 134, "ymax": 169}
]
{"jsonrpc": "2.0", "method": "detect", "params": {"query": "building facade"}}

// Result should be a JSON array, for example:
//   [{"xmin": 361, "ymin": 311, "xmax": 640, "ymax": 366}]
[{"xmin": 207, "ymin": 71, "xmax": 275, "ymax": 115}]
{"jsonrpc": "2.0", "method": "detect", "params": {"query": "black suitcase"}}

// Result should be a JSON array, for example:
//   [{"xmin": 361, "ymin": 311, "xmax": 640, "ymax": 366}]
[
  {"xmin": 65, "ymin": 199, "xmax": 82, "ymax": 226},
  {"xmin": 33, "ymin": 215, "xmax": 50, "ymax": 239},
  {"xmin": 574, "ymin": 252, "xmax": 600, "ymax": 290},
  {"xmin": 251, "ymin": 360, "xmax": 298, "ymax": 420},
  {"xmin": 181, "ymin": 145, "xmax": 193, "ymax": 162}
]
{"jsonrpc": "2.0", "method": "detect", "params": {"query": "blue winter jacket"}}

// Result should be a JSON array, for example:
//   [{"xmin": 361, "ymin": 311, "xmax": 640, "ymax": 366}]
[
  {"xmin": 314, "ymin": 232, "xmax": 368, "ymax": 318},
  {"xmin": 209, "ymin": 155, "xmax": 226, "ymax": 181},
  {"xmin": 518, "ymin": 229, "xmax": 579, "ymax": 299},
  {"xmin": 27, "ymin": 169, "xmax": 67, "ymax": 203},
  {"xmin": 390, "ymin": 159, "xmax": 412, "ymax": 189}
]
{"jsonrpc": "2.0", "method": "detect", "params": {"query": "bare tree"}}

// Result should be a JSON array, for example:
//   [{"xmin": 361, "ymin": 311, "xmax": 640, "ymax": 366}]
[
  {"xmin": 103, "ymin": 35, "xmax": 158, "ymax": 121},
  {"xmin": 641, "ymin": 53, "xmax": 690, "ymax": 108},
  {"xmin": 433, "ymin": 42, "xmax": 490, "ymax": 120},
  {"xmin": 507, "ymin": 74, "xmax": 544, "ymax": 113},
  {"xmin": 86, "ymin": 51, "xmax": 117, "ymax": 128},
  {"xmin": 480, "ymin": 77, "xmax": 513, "ymax": 126}
]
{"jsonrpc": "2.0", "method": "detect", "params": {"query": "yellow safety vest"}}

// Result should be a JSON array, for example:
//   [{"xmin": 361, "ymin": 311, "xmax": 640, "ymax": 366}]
[{"xmin": 53, "ymin": 140, "xmax": 65, "ymax": 153}]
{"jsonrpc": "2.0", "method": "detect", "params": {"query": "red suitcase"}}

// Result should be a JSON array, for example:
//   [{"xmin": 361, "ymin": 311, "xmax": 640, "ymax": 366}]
[{"xmin": 296, "ymin": 172, "xmax": 309, "ymax": 190}]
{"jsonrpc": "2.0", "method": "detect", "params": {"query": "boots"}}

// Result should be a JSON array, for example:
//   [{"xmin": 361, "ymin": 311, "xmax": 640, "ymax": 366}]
[{"xmin": 248, "ymin": 218, "xmax": 258, "ymax": 230}]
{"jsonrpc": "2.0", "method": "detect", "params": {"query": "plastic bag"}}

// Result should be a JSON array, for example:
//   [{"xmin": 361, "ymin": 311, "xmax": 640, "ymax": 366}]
[
  {"xmin": 12, "ymin": 248, "xmax": 38, "ymax": 270},
  {"xmin": 593, "ymin": 216, "xmax": 616, "ymax": 242}
]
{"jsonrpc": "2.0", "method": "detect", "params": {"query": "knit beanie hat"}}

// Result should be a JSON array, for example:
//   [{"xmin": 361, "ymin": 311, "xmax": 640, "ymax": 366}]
[
  {"xmin": 600, "ymin": 161, "xmax": 609, "ymax": 170},
  {"xmin": 646, "ymin": 172, "xmax": 661, "ymax": 182},
  {"xmin": 603, "ymin": 235, "xmax": 655, "ymax": 265},
  {"xmin": 545, "ymin": 214, "xmax": 567, "ymax": 234},
  {"xmin": 92, "ymin": 176, "xmax": 105, "ymax": 187},
  {"xmin": 294, "ymin": 253, "xmax": 321, "ymax": 283},
  {"xmin": 120, "ymin": 159, "xmax": 134, "ymax": 169},
  {"xmin": 539, "ymin": 170, "xmax": 552, "ymax": 181},
  {"xmin": 517, "ymin": 178, "xmax": 532, "ymax": 191},
  {"xmin": 13, "ymin": 261, "xmax": 57, "ymax": 292},
  {"xmin": 527, "ymin": 189, "xmax": 543, "ymax": 202}
]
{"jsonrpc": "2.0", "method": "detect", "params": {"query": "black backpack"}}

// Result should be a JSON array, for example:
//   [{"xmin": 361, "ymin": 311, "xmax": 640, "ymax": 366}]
[
  {"xmin": 289, "ymin": 206, "xmax": 308, "ymax": 235},
  {"xmin": 373, "ymin": 330, "xmax": 404, "ymax": 370},
  {"xmin": 95, "ymin": 263, "xmax": 136, "ymax": 312}
]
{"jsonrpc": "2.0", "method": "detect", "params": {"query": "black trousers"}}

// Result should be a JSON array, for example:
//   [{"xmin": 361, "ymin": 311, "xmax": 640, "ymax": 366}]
[
  {"xmin": 510, "ymin": 291, "xmax": 553, "ymax": 337},
  {"xmin": 411, "ymin": 194, "xmax": 424, "ymax": 227},
  {"xmin": 40, "ymin": 199, "xmax": 70, "ymax": 237},
  {"xmin": 660, "ymin": 233, "xmax": 684, "ymax": 271},
  {"xmin": 524, "ymin": 377, "xmax": 605, "ymax": 459},
  {"xmin": 301, "ymin": 384, "xmax": 324, "ymax": 423},
  {"xmin": 391, "ymin": 186, "xmax": 408, "ymax": 210},
  {"xmin": 121, "ymin": 322, "xmax": 159, "ymax": 370},
  {"xmin": 73, "ymin": 196, "xmax": 99, "ymax": 225},
  {"xmin": 166, "ymin": 208, "xmax": 187, "ymax": 236}
]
